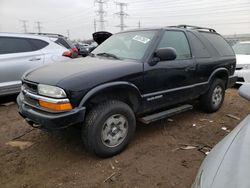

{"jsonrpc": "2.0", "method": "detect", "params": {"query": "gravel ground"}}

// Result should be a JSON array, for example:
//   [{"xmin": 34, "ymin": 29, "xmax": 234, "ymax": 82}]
[{"xmin": 0, "ymin": 88, "xmax": 249, "ymax": 188}]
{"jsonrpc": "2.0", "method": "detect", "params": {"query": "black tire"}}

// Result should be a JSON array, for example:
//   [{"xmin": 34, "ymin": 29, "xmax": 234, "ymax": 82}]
[
  {"xmin": 200, "ymin": 79, "xmax": 225, "ymax": 113},
  {"xmin": 82, "ymin": 100, "xmax": 136, "ymax": 157}
]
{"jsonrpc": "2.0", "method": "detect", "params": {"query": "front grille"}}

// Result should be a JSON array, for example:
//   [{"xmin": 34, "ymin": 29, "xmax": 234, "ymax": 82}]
[
  {"xmin": 23, "ymin": 93, "xmax": 39, "ymax": 107},
  {"xmin": 22, "ymin": 80, "xmax": 38, "ymax": 94},
  {"xmin": 21, "ymin": 80, "xmax": 39, "ymax": 108}
]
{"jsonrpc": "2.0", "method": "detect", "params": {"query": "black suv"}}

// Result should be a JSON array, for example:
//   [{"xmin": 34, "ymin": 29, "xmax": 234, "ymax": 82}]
[{"xmin": 17, "ymin": 25, "xmax": 237, "ymax": 157}]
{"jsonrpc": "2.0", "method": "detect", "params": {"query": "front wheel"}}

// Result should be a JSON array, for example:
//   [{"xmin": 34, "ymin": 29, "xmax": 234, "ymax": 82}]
[
  {"xmin": 200, "ymin": 79, "xmax": 225, "ymax": 113},
  {"xmin": 82, "ymin": 100, "xmax": 136, "ymax": 157}
]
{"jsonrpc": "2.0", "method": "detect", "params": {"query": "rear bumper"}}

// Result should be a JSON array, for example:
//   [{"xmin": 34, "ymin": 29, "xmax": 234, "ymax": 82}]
[
  {"xmin": 234, "ymin": 69, "xmax": 250, "ymax": 84},
  {"xmin": 227, "ymin": 75, "xmax": 238, "ymax": 88},
  {"xmin": 17, "ymin": 93, "xmax": 86, "ymax": 130}
]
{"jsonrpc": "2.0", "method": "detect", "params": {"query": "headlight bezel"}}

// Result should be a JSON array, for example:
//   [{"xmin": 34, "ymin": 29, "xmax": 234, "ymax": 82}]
[{"xmin": 37, "ymin": 84, "xmax": 67, "ymax": 99}]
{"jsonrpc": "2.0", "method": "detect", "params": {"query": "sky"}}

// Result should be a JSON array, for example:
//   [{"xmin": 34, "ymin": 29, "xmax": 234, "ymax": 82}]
[{"xmin": 0, "ymin": 0, "xmax": 250, "ymax": 40}]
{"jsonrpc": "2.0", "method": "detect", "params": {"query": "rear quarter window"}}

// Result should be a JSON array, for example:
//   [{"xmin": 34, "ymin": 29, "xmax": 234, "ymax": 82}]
[
  {"xmin": 201, "ymin": 32, "xmax": 234, "ymax": 56},
  {"xmin": 187, "ymin": 32, "xmax": 211, "ymax": 58},
  {"xmin": 53, "ymin": 38, "xmax": 74, "ymax": 49},
  {"xmin": 28, "ymin": 39, "xmax": 49, "ymax": 50}
]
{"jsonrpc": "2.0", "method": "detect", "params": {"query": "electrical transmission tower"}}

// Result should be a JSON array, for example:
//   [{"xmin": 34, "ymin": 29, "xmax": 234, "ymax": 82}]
[
  {"xmin": 115, "ymin": 2, "xmax": 128, "ymax": 31},
  {"xmin": 35, "ymin": 21, "xmax": 42, "ymax": 33},
  {"xmin": 95, "ymin": 0, "xmax": 108, "ymax": 31},
  {"xmin": 138, "ymin": 21, "xmax": 141, "ymax": 29},
  {"xmin": 20, "ymin": 20, "xmax": 28, "ymax": 33}
]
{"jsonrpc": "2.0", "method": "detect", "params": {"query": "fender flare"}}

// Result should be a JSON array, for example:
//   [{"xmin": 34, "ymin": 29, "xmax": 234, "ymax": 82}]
[
  {"xmin": 79, "ymin": 81, "xmax": 142, "ymax": 107},
  {"xmin": 208, "ymin": 67, "xmax": 229, "ymax": 84}
]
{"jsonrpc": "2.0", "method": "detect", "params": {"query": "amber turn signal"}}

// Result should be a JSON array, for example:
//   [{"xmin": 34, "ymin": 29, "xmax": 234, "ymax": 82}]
[{"xmin": 39, "ymin": 100, "xmax": 72, "ymax": 111}]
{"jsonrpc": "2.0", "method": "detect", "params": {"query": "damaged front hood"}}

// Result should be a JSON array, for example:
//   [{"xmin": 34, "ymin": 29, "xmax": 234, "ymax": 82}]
[{"xmin": 23, "ymin": 56, "xmax": 142, "ymax": 90}]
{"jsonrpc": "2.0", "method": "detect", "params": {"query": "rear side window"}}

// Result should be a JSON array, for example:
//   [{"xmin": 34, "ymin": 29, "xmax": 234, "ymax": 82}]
[
  {"xmin": 201, "ymin": 32, "xmax": 234, "ymax": 56},
  {"xmin": 187, "ymin": 32, "xmax": 210, "ymax": 58},
  {"xmin": 0, "ymin": 37, "xmax": 36, "ymax": 54},
  {"xmin": 54, "ymin": 38, "xmax": 72, "ymax": 49},
  {"xmin": 28, "ymin": 39, "xmax": 49, "ymax": 50},
  {"xmin": 157, "ymin": 31, "xmax": 191, "ymax": 59}
]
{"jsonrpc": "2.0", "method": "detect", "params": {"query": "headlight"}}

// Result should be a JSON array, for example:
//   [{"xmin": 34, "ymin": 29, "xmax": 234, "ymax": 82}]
[{"xmin": 38, "ymin": 84, "xmax": 67, "ymax": 98}]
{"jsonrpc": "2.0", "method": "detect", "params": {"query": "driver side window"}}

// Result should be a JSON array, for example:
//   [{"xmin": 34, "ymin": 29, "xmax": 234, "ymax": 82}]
[{"xmin": 157, "ymin": 31, "xmax": 191, "ymax": 60}]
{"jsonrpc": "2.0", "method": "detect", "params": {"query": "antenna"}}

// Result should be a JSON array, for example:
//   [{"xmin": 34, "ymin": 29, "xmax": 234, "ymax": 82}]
[
  {"xmin": 94, "ymin": 19, "xmax": 97, "ymax": 32},
  {"xmin": 66, "ymin": 29, "xmax": 70, "ymax": 39}
]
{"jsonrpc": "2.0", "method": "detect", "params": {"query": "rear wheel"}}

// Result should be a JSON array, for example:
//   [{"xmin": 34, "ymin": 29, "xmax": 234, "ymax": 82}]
[
  {"xmin": 200, "ymin": 79, "xmax": 225, "ymax": 113},
  {"xmin": 82, "ymin": 100, "xmax": 136, "ymax": 157}
]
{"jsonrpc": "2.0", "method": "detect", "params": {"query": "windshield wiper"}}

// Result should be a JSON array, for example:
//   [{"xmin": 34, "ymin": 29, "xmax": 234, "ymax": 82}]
[{"xmin": 96, "ymin": 52, "xmax": 121, "ymax": 59}]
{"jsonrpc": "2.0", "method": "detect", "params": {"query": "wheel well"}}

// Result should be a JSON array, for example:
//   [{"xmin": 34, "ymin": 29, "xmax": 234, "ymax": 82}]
[
  {"xmin": 212, "ymin": 71, "xmax": 228, "ymax": 87},
  {"xmin": 84, "ymin": 87, "xmax": 141, "ymax": 113}
]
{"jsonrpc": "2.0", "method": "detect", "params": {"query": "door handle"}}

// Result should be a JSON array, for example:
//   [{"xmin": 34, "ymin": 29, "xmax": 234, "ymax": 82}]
[
  {"xmin": 29, "ymin": 57, "xmax": 41, "ymax": 61},
  {"xmin": 185, "ymin": 66, "xmax": 195, "ymax": 71}
]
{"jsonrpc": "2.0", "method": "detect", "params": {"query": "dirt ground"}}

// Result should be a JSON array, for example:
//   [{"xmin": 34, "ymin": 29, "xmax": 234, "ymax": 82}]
[{"xmin": 0, "ymin": 88, "xmax": 249, "ymax": 188}]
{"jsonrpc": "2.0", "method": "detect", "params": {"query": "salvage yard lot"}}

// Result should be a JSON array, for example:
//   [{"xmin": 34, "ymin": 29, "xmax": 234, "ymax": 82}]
[{"xmin": 0, "ymin": 88, "xmax": 249, "ymax": 188}]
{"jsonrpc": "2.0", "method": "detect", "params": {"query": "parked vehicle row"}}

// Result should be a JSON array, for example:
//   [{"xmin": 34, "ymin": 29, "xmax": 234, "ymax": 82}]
[
  {"xmin": 0, "ymin": 32, "xmax": 78, "ymax": 96},
  {"xmin": 74, "ymin": 42, "xmax": 97, "ymax": 57}
]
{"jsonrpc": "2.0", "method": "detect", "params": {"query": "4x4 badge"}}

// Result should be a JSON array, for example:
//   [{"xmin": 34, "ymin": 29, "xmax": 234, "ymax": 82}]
[{"xmin": 147, "ymin": 95, "xmax": 163, "ymax": 101}]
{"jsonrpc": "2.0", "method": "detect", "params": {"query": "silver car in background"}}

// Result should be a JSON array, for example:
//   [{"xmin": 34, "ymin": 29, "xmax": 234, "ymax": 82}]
[
  {"xmin": 0, "ymin": 33, "xmax": 76, "ymax": 96},
  {"xmin": 192, "ymin": 83, "xmax": 250, "ymax": 188}
]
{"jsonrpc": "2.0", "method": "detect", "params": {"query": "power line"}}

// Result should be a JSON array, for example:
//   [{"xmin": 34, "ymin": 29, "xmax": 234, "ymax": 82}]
[
  {"xmin": 20, "ymin": 20, "xmax": 28, "ymax": 33},
  {"xmin": 95, "ymin": 0, "xmax": 108, "ymax": 31},
  {"xmin": 130, "ymin": 0, "xmax": 238, "ymax": 6},
  {"xmin": 138, "ymin": 21, "xmax": 141, "ymax": 28},
  {"xmin": 115, "ymin": 2, "xmax": 129, "ymax": 31},
  {"xmin": 130, "ymin": 9, "xmax": 250, "ymax": 19},
  {"xmin": 130, "ymin": 3, "xmax": 250, "ymax": 13},
  {"xmin": 35, "ymin": 21, "xmax": 42, "ymax": 33}
]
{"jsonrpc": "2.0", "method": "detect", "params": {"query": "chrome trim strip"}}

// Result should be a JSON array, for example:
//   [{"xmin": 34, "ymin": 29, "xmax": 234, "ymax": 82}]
[
  {"xmin": 142, "ymin": 82, "xmax": 208, "ymax": 98},
  {"xmin": 23, "ymin": 90, "xmax": 69, "ymax": 104}
]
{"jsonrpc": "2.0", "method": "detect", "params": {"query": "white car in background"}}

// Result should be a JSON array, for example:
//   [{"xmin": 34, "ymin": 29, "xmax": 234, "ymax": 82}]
[
  {"xmin": 233, "ymin": 41, "xmax": 250, "ymax": 84},
  {"xmin": 0, "ymin": 33, "xmax": 77, "ymax": 96}
]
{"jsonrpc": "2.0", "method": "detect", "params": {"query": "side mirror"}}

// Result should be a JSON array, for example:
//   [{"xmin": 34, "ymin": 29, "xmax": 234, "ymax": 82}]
[
  {"xmin": 149, "ymin": 47, "xmax": 177, "ymax": 66},
  {"xmin": 239, "ymin": 83, "xmax": 250, "ymax": 101}
]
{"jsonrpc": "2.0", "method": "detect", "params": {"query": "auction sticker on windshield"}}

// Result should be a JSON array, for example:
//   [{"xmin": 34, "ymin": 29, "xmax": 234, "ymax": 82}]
[{"xmin": 133, "ymin": 35, "xmax": 150, "ymax": 44}]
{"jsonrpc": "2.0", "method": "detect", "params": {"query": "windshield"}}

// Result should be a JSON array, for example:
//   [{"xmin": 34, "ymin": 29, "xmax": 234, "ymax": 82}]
[
  {"xmin": 232, "ymin": 42, "xmax": 250, "ymax": 55},
  {"xmin": 92, "ymin": 30, "xmax": 156, "ymax": 60}
]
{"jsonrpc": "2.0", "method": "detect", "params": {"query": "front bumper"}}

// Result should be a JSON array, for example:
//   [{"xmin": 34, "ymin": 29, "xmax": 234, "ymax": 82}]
[
  {"xmin": 17, "ymin": 93, "xmax": 86, "ymax": 129},
  {"xmin": 234, "ymin": 69, "xmax": 250, "ymax": 84}
]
